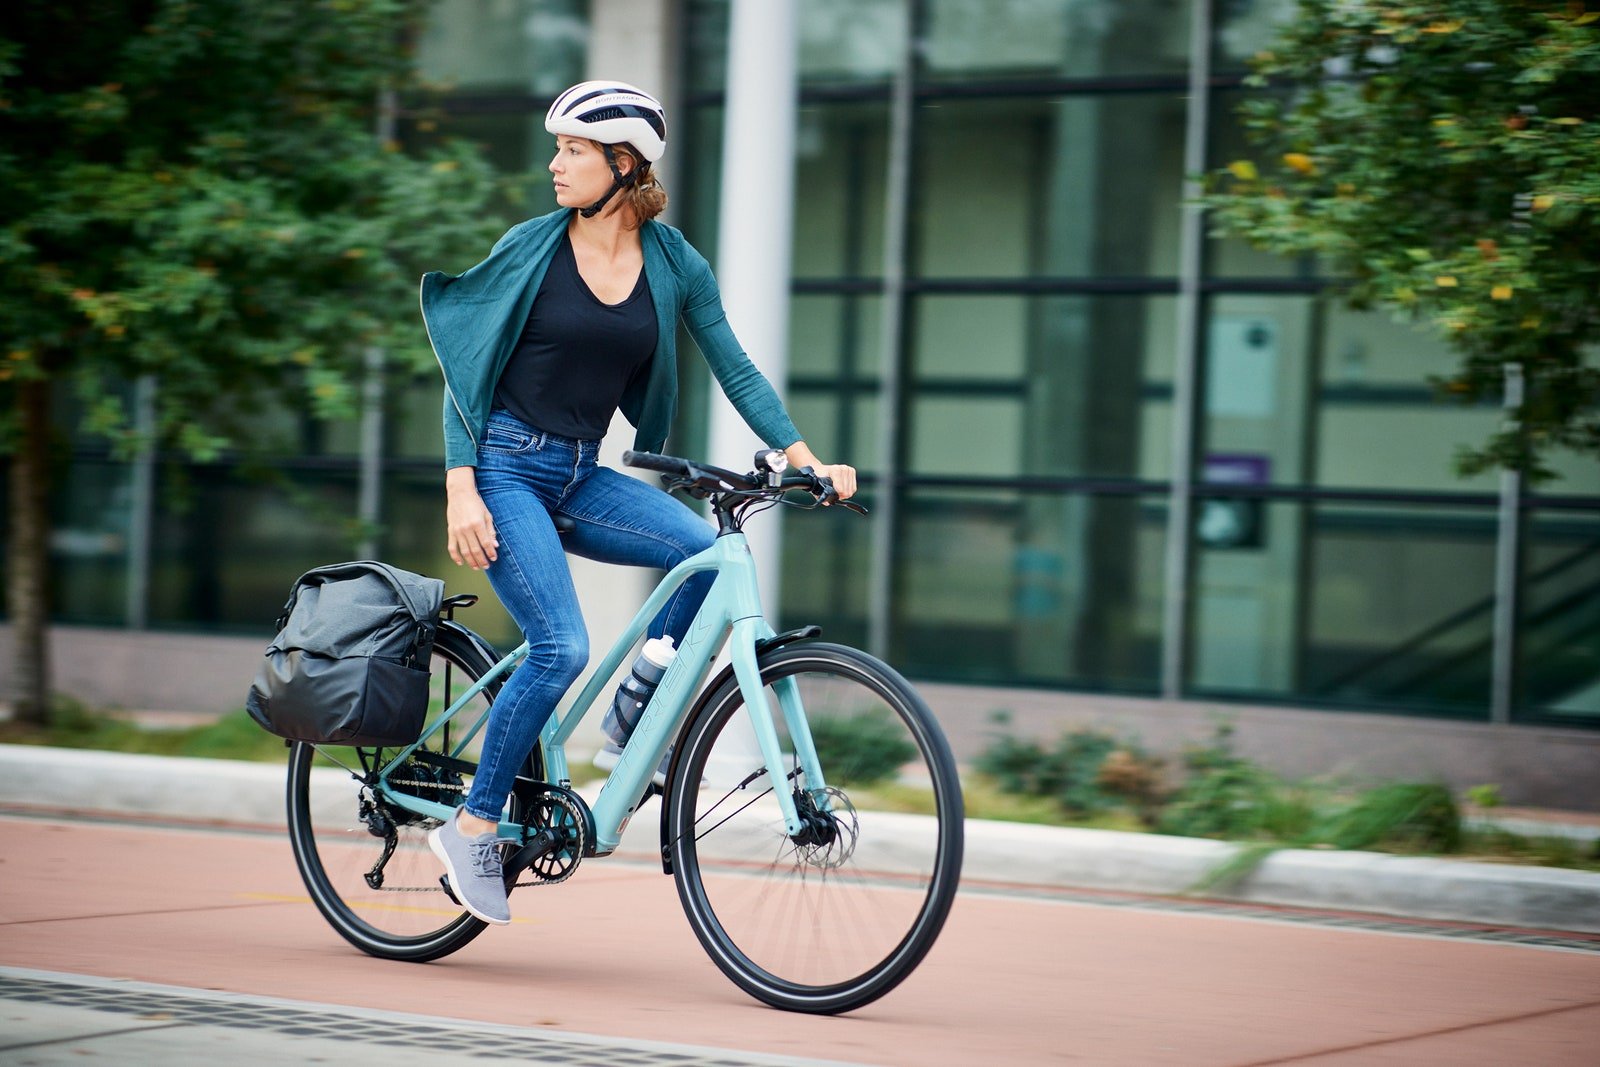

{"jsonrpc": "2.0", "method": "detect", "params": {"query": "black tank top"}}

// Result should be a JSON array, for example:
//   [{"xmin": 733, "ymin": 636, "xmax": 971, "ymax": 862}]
[{"xmin": 492, "ymin": 232, "xmax": 657, "ymax": 440}]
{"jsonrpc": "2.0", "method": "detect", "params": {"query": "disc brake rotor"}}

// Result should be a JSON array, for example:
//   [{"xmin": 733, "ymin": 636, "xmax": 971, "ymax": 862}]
[{"xmin": 792, "ymin": 786, "xmax": 858, "ymax": 870}]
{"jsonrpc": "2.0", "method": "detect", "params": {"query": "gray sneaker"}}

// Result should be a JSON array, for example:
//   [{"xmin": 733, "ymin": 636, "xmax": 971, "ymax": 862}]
[{"xmin": 428, "ymin": 816, "xmax": 511, "ymax": 925}]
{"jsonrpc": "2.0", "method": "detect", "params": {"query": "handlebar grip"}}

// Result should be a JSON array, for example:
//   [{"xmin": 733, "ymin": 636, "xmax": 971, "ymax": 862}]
[
  {"xmin": 622, "ymin": 450, "xmax": 691, "ymax": 477},
  {"xmin": 779, "ymin": 468, "xmax": 867, "ymax": 513}
]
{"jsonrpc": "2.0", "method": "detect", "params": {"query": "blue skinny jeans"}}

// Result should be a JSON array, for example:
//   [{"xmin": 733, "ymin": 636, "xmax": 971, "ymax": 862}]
[{"xmin": 462, "ymin": 410, "xmax": 715, "ymax": 822}]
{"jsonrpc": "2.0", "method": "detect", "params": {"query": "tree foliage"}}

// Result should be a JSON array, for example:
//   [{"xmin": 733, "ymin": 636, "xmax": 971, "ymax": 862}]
[
  {"xmin": 1205, "ymin": 0, "xmax": 1600, "ymax": 479},
  {"xmin": 0, "ymin": 0, "xmax": 516, "ymax": 457},
  {"xmin": 0, "ymin": 0, "xmax": 522, "ymax": 725}
]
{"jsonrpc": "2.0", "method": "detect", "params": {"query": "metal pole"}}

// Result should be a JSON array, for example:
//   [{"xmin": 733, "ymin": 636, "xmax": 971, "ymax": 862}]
[
  {"xmin": 358, "ymin": 87, "xmax": 398, "ymax": 561},
  {"xmin": 1490, "ymin": 362, "xmax": 1525, "ymax": 725},
  {"xmin": 124, "ymin": 374, "xmax": 156, "ymax": 629},
  {"xmin": 1159, "ymin": 0, "xmax": 1215, "ymax": 699},
  {"xmin": 709, "ymin": 0, "xmax": 799, "ymax": 611},
  {"xmin": 867, "ymin": 2, "xmax": 916, "ymax": 660},
  {"xmin": 357, "ymin": 343, "xmax": 386, "ymax": 560}
]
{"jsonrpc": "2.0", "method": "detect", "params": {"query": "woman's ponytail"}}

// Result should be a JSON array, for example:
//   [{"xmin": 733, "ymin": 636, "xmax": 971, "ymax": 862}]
[{"xmin": 604, "ymin": 142, "xmax": 668, "ymax": 227}]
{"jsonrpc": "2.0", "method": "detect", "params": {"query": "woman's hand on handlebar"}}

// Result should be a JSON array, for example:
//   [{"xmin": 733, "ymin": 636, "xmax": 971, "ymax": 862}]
[
  {"xmin": 810, "ymin": 463, "xmax": 857, "ymax": 502},
  {"xmin": 784, "ymin": 442, "xmax": 857, "ymax": 503},
  {"xmin": 446, "ymin": 466, "xmax": 499, "ymax": 570}
]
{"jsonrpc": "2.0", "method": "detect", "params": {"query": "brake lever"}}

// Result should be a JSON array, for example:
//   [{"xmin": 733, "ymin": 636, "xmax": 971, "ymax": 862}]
[
  {"xmin": 794, "ymin": 465, "xmax": 869, "ymax": 513},
  {"xmin": 797, "ymin": 465, "xmax": 835, "ymax": 504},
  {"xmin": 661, "ymin": 474, "xmax": 711, "ymax": 500}
]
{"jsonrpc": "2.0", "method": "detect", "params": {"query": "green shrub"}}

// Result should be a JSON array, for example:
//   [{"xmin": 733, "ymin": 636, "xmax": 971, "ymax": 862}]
[
  {"xmin": 1465, "ymin": 783, "xmax": 1503, "ymax": 810},
  {"xmin": 1316, "ymin": 782, "xmax": 1461, "ymax": 854},
  {"xmin": 1050, "ymin": 731, "xmax": 1120, "ymax": 816},
  {"xmin": 975, "ymin": 725, "xmax": 1159, "ymax": 818},
  {"xmin": 1158, "ymin": 764, "xmax": 1318, "ymax": 844},
  {"xmin": 1463, "ymin": 827, "xmax": 1600, "ymax": 872},
  {"xmin": 974, "ymin": 733, "xmax": 1055, "ymax": 796},
  {"xmin": 808, "ymin": 712, "xmax": 916, "ymax": 786},
  {"xmin": 1155, "ymin": 725, "xmax": 1315, "ymax": 842}
]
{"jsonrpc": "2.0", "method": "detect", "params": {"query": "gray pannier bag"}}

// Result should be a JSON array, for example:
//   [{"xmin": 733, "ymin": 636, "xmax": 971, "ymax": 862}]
[{"xmin": 246, "ymin": 561, "xmax": 445, "ymax": 747}]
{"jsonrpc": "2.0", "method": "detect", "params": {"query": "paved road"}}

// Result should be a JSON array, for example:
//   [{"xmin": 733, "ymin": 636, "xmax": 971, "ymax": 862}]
[{"xmin": 1, "ymin": 813, "xmax": 1597, "ymax": 1065}]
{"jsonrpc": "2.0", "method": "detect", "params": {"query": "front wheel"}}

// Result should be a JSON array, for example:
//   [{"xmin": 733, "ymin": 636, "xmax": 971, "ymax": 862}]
[{"xmin": 666, "ymin": 642, "xmax": 964, "ymax": 1014}]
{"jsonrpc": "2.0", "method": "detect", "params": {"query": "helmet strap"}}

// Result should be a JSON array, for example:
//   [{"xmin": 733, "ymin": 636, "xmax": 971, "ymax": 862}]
[{"xmin": 579, "ymin": 143, "xmax": 638, "ymax": 219}]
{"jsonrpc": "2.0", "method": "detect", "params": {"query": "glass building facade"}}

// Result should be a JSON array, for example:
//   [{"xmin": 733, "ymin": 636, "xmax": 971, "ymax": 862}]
[{"xmin": 14, "ymin": 0, "xmax": 1598, "ymax": 729}]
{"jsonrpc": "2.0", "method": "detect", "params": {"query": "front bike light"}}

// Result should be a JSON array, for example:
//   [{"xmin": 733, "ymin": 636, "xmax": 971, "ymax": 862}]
[{"xmin": 755, "ymin": 449, "xmax": 788, "ymax": 486}]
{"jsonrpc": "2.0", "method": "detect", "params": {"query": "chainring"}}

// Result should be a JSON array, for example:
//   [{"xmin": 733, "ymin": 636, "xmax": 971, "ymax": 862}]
[{"xmin": 517, "ymin": 786, "xmax": 590, "ymax": 885}]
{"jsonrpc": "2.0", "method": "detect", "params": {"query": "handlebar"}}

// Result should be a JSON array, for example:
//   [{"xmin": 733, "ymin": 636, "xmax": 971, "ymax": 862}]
[
  {"xmin": 619, "ymin": 450, "xmax": 693, "ymax": 479},
  {"xmin": 621, "ymin": 450, "xmax": 866, "ymax": 515},
  {"xmin": 622, "ymin": 450, "xmax": 761, "ymax": 491}
]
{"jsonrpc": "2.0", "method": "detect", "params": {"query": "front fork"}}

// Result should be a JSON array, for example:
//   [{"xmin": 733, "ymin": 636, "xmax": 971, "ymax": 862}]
[{"xmin": 729, "ymin": 620, "xmax": 830, "ymax": 835}]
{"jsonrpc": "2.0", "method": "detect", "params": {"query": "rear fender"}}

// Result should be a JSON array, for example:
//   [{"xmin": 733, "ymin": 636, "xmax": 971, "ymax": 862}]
[{"xmin": 437, "ymin": 619, "xmax": 502, "ymax": 674}]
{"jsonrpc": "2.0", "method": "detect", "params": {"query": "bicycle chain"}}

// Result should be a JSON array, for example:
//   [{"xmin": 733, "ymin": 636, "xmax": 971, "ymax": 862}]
[
  {"xmin": 388, "ymin": 778, "xmax": 466, "ymax": 792},
  {"xmin": 365, "ymin": 784, "xmax": 586, "ymax": 893}
]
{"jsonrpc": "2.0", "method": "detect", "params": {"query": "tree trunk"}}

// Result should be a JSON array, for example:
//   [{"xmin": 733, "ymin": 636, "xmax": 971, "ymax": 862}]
[{"xmin": 7, "ymin": 377, "xmax": 51, "ymax": 725}]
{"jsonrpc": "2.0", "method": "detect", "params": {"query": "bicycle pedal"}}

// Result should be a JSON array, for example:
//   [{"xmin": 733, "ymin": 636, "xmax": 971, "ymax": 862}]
[{"xmin": 439, "ymin": 874, "xmax": 462, "ymax": 907}]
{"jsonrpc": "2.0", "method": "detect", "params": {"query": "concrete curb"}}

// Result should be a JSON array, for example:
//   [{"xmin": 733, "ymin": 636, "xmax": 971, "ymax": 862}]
[
  {"xmin": 4, "ymin": 744, "xmax": 1597, "ymax": 934},
  {"xmin": 2, "ymin": 744, "xmax": 292, "ymax": 828}
]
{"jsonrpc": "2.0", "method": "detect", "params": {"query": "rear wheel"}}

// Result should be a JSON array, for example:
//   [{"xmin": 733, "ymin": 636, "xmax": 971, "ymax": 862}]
[
  {"xmin": 666, "ymin": 642, "xmax": 964, "ymax": 1013},
  {"xmin": 285, "ymin": 624, "xmax": 540, "ymax": 961}
]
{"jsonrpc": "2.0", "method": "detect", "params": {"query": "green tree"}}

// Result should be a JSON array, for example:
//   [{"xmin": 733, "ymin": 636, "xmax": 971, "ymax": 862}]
[
  {"xmin": 1, "ymin": 1, "xmax": 516, "ymax": 724},
  {"xmin": 1206, "ymin": 0, "xmax": 1599, "ymax": 479}
]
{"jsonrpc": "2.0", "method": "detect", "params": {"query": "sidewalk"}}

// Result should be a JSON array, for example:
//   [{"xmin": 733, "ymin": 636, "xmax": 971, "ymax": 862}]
[
  {"xmin": 2, "ymin": 743, "xmax": 1598, "ymax": 934},
  {"xmin": 0, "ymin": 967, "xmax": 859, "ymax": 1066}
]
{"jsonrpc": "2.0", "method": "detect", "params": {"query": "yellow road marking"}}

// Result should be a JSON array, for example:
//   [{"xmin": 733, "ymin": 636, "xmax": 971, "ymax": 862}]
[{"xmin": 236, "ymin": 892, "xmax": 541, "ymax": 924}]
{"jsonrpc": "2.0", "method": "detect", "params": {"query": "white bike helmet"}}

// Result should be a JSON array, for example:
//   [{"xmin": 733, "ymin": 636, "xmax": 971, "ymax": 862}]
[{"xmin": 545, "ymin": 80, "xmax": 667, "ymax": 162}]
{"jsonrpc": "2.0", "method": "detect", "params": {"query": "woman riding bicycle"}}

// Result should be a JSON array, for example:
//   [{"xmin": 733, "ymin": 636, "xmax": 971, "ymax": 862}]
[{"xmin": 419, "ymin": 80, "xmax": 856, "ymax": 926}]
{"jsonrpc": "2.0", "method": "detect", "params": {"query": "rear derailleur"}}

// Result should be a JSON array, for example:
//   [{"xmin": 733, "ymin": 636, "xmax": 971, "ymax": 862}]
[{"xmin": 356, "ymin": 758, "xmax": 466, "ymax": 890}]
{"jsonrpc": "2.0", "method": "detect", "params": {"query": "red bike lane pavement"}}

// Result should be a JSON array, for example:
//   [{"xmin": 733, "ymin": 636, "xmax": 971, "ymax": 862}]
[{"xmin": 2, "ymin": 814, "xmax": 1597, "ymax": 1065}]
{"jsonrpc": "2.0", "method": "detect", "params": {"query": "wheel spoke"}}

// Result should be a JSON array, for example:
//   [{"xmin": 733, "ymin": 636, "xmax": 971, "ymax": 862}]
[
  {"xmin": 691, "ymin": 782, "xmax": 776, "ymax": 844},
  {"xmin": 667, "ymin": 644, "xmax": 964, "ymax": 1014}
]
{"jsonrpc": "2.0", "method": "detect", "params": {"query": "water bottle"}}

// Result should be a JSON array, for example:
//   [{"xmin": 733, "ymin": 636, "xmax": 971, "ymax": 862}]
[{"xmin": 602, "ymin": 636, "xmax": 677, "ymax": 748}]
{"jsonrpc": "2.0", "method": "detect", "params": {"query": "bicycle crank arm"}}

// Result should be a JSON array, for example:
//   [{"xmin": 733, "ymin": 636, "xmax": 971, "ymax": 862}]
[
  {"xmin": 437, "ymin": 827, "xmax": 564, "ymax": 908},
  {"xmin": 502, "ymin": 828, "xmax": 564, "ymax": 885}
]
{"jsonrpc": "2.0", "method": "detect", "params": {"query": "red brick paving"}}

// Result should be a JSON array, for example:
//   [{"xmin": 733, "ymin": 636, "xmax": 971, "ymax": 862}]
[{"xmin": 2, "ymin": 815, "xmax": 1597, "ymax": 1066}]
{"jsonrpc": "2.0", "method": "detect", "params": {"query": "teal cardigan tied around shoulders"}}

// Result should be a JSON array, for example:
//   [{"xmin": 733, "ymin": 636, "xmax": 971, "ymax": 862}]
[{"xmin": 420, "ymin": 208, "xmax": 801, "ymax": 470}]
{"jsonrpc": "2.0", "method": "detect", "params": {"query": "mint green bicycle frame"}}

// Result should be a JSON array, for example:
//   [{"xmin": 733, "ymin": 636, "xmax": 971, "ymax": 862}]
[{"xmin": 370, "ymin": 531, "xmax": 824, "ymax": 855}]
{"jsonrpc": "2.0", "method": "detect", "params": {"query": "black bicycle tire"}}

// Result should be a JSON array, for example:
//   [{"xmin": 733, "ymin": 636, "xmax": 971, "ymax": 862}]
[
  {"xmin": 666, "ymin": 641, "xmax": 965, "ymax": 1014},
  {"xmin": 285, "ymin": 624, "xmax": 533, "ymax": 963}
]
